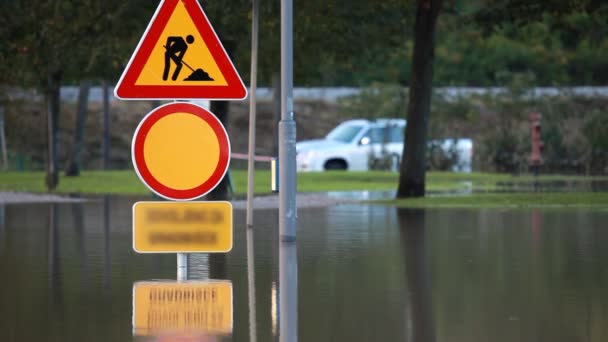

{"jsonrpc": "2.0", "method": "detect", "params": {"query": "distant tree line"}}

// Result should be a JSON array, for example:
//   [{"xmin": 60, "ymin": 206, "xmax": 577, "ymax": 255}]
[{"xmin": 2, "ymin": 0, "xmax": 606, "ymax": 89}]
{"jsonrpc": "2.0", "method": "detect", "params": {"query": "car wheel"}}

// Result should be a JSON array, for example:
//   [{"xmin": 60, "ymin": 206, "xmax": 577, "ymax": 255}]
[{"xmin": 324, "ymin": 159, "xmax": 347, "ymax": 171}]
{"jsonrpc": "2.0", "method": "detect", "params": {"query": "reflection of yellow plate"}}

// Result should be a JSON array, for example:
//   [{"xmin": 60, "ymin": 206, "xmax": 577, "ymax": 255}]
[
  {"xmin": 133, "ymin": 281, "xmax": 232, "ymax": 337},
  {"xmin": 156, "ymin": 333, "xmax": 219, "ymax": 342}
]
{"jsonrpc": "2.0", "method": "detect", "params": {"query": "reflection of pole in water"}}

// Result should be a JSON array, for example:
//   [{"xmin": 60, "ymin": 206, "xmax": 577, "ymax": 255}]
[
  {"xmin": 209, "ymin": 253, "xmax": 227, "ymax": 280},
  {"xmin": 71, "ymin": 200, "xmax": 87, "ymax": 283},
  {"xmin": 47, "ymin": 204, "xmax": 64, "ymax": 309},
  {"xmin": 247, "ymin": 228, "xmax": 258, "ymax": 342},
  {"xmin": 0, "ymin": 204, "xmax": 5, "ymax": 254},
  {"xmin": 103, "ymin": 196, "xmax": 111, "ymax": 295},
  {"xmin": 397, "ymin": 208, "xmax": 436, "ymax": 342},
  {"xmin": 279, "ymin": 242, "xmax": 297, "ymax": 342},
  {"xmin": 531, "ymin": 209, "xmax": 542, "ymax": 249}
]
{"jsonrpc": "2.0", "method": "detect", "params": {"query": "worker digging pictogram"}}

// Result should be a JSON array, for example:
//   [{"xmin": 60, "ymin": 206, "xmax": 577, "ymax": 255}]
[{"xmin": 163, "ymin": 34, "xmax": 214, "ymax": 82}]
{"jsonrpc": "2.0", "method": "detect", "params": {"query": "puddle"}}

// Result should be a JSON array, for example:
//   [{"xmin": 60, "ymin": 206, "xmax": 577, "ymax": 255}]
[{"xmin": 1, "ymin": 198, "xmax": 608, "ymax": 341}]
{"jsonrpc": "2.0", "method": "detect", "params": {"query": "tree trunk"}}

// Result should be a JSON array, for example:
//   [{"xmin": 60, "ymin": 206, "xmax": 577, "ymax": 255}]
[
  {"xmin": 149, "ymin": 100, "xmax": 161, "ymax": 110},
  {"xmin": 209, "ymin": 253, "xmax": 227, "ymax": 279},
  {"xmin": 102, "ymin": 81, "xmax": 111, "ymax": 170},
  {"xmin": 65, "ymin": 80, "xmax": 91, "ymax": 176},
  {"xmin": 207, "ymin": 99, "xmax": 231, "ymax": 201},
  {"xmin": 46, "ymin": 71, "xmax": 62, "ymax": 191},
  {"xmin": 0, "ymin": 106, "xmax": 7, "ymax": 170},
  {"xmin": 396, "ymin": 0, "xmax": 443, "ymax": 198}
]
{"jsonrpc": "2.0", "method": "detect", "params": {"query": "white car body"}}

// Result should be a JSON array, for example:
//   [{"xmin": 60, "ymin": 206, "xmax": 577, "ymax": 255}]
[{"xmin": 296, "ymin": 119, "xmax": 473, "ymax": 172}]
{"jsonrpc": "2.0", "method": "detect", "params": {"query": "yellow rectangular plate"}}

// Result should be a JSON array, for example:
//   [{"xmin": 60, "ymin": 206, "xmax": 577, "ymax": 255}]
[{"xmin": 133, "ymin": 201, "xmax": 232, "ymax": 253}]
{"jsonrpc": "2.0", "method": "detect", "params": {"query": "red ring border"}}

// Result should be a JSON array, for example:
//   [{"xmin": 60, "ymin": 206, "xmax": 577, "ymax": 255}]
[{"xmin": 132, "ymin": 102, "xmax": 230, "ymax": 200}]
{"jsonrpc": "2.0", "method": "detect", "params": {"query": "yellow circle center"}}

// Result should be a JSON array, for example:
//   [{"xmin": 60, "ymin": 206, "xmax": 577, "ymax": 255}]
[{"xmin": 144, "ymin": 112, "xmax": 220, "ymax": 190}]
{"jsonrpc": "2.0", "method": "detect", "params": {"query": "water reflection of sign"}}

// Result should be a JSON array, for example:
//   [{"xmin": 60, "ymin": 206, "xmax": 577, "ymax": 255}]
[
  {"xmin": 133, "ymin": 281, "xmax": 233, "ymax": 336},
  {"xmin": 133, "ymin": 201, "xmax": 232, "ymax": 253}
]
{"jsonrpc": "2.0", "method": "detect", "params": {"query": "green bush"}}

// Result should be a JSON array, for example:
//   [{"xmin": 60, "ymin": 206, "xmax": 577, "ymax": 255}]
[{"xmin": 432, "ymin": 91, "xmax": 608, "ymax": 175}]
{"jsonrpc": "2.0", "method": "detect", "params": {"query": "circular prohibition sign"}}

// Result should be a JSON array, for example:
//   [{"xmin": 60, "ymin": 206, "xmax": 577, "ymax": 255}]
[{"xmin": 132, "ymin": 102, "xmax": 230, "ymax": 201}]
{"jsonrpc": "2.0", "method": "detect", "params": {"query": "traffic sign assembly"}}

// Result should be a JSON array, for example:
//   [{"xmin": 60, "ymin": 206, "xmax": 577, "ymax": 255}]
[
  {"xmin": 132, "ymin": 102, "xmax": 230, "ymax": 201},
  {"xmin": 114, "ymin": 0, "xmax": 250, "ymax": 283},
  {"xmin": 114, "ymin": 0, "xmax": 247, "ymax": 100}
]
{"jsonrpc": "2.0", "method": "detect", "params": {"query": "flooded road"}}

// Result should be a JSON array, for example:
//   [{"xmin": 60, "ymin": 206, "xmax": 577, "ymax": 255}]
[{"xmin": 1, "ymin": 197, "xmax": 607, "ymax": 341}]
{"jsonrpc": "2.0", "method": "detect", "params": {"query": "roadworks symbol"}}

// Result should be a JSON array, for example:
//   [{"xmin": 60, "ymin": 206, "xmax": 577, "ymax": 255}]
[
  {"xmin": 163, "ymin": 34, "xmax": 214, "ymax": 82},
  {"xmin": 132, "ymin": 0, "xmax": 229, "ymax": 88}
]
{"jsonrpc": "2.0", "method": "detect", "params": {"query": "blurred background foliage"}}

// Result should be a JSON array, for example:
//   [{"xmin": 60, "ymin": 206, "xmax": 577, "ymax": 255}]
[
  {"xmin": 0, "ymin": 0, "xmax": 607, "ymax": 175},
  {"xmin": 1, "ymin": 0, "xmax": 607, "ymax": 88}
]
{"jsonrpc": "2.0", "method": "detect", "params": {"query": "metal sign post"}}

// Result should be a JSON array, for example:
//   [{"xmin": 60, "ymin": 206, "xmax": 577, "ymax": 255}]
[
  {"xmin": 279, "ymin": 0, "xmax": 296, "ymax": 242},
  {"xmin": 280, "ymin": 0, "xmax": 297, "ymax": 341}
]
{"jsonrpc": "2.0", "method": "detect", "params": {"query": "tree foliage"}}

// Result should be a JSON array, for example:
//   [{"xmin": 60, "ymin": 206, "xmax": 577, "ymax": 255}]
[
  {"xmin": 3, "ymin": 0, "xmax": 606, "ymax": 88},
  {"xmin": 0, "ymin": 0, "xmax": 149, "ymax": 88}
]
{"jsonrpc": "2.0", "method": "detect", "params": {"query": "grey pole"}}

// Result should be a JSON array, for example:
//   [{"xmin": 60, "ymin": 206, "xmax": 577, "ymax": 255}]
[
  {"xmin": 246, "ymin": 0, "xmax": 260, "ymax": 229},
  {"xmin": 177, "ymin": 253, "xmax": 188, "ymax": 281},
  {"xmin": 279, "ymin": 0, "xmax": 296, "ymax": 241},
  {"xmin": 279, "ymin": 0, "xmax": 297, "ymax": 341}
]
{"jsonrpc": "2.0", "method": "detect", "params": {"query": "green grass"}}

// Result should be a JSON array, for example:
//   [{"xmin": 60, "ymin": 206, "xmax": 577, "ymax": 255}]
[
  {"xmin": 0, "ymin": 170, "xmax": 528, "ymax": 195},
  {"xmin": 0, "ymin": 170, "xmax": 150, "ymax": 195},
  {"xmin": 0, "ymin": 170, "xmax": 402, "ymax": 195},
  {"xmin": 0, "ymin": 170, "xmax": 606, "ymax": 209},
  {"xmin": 375, "ymin": 192, "xmax": 608, "ymax": 209}
]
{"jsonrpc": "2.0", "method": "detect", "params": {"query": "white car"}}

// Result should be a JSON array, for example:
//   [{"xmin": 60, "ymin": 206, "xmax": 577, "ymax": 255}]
[{"xmin": 296, "ymin": 119, "xmax": 473, "ymax": 172}]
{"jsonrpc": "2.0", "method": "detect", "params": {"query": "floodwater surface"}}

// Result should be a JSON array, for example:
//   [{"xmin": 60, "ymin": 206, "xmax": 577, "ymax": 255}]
[{"xmin": 1, "ymin": 197, "xmax": 607, "ymax": 341}]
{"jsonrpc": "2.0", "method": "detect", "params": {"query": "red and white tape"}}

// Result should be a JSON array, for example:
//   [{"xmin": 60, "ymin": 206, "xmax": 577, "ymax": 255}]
[{"xmin": 231, "ymin": 152, "xmax": 275, "ymax": 162}]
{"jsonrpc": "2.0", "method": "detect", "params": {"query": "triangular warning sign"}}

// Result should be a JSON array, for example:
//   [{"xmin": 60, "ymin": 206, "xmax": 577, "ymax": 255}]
[{"xmin": 115, "ymin": 0, "xmax": 247, "ymax": 100}]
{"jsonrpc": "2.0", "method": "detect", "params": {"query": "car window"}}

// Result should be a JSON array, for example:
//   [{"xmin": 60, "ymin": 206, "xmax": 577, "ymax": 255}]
[
  {"xmin": 367, "ymin": 128, "xmax": 384, "ymax": 144},
  {"xmin": 363, "ymin": 126, "xmax": 403, "ymax": 144},
  {"xmin": 326, "ymin": 124, "xmax": 364, "ymax": 143},
  {"xmin": 388, "ymin": 125, "xmax": 404, "ymax": 143}
]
